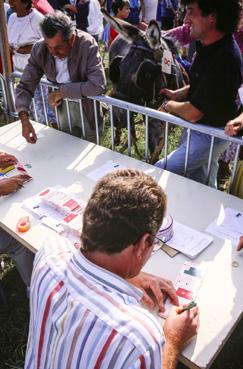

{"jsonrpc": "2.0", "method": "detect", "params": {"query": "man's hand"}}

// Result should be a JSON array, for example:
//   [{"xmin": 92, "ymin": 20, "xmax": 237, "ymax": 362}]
[
  {"xmin": 160, "ymin": 85, "xmax": 189, "ymax": 102},
  {"xmin": 48, "ymin": 90, "xmax": 63, "ymax": 107},
  {"xmin": 17, "ymin": 44, "xmax": 33, "ymax": 54},
  {"xmin": 225, "ymin": 114, "xmax": 243, "ymax": 136},
  {"xmin": 19, "ymin": 112, "xmax": 37, "ymax": 144},
  {"xmin": 160, "ymin": 88, "xmax": 178, "ymax": 101},
  {"xmin": 162, "ymin": 305, "xmax": 199, "ymax": 369},
  {"xmin": 164, "ymin": 305, "xmax": 199, "ymax": 351},
  {"xmin": 127, "ymin": 272, "xmax": 179, "ymax": 313},
  {"xmin": 0, "ymin": 174, "xmax": 31, "ymax": 196},
  {"xmin": 0, "ymin": 153, "xmax": 17, "ymax": 168},
  {"xmin": 236, "ymin": 236, "xmax": 243, "ymax": 251}
]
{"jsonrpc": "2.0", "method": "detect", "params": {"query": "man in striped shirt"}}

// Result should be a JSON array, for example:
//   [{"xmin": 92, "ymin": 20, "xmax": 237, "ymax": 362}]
[{"xmin": 25, "ymin": 169, "xmax": 199, "ymax": 369}]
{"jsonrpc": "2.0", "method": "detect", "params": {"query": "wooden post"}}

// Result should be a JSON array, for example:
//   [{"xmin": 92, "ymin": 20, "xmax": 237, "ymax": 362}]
[{"xmin": 0, "ymin": 2, "xmax": 15, "ymax": 116}]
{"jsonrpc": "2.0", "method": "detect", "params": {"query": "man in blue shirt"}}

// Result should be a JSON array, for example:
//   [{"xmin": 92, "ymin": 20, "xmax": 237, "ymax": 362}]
[{"xmin": 156, "ymin": 0, "xmax": 242, "ymax": 187}]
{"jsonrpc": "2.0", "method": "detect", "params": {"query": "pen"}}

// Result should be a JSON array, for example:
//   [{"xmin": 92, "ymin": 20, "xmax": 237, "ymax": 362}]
[{"xmin": 179, "ymin": 300, "xmax": 197, "ymax": 314}]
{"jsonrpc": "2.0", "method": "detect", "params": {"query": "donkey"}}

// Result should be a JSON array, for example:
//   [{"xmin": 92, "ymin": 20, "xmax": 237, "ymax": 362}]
[{"xmin": 102, "ymin": 9, "xmax": 186, "ymax": 163}]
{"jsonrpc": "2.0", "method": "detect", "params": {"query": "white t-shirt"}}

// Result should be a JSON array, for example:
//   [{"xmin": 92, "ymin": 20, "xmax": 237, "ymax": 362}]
[
  {"xmin": 7, "ymin": 9, "xmax": 43, "ymax": 71},
  {"xmin": 87, "ymin": 0, "xmax": 103, "ymax": 36},
  {"xmin": 55, "ymin": 57, "xmax": 71, "ymax": 84},
  {"xmin": 143, "ymin": 0, "xmax": 158, "ymax": 23}
]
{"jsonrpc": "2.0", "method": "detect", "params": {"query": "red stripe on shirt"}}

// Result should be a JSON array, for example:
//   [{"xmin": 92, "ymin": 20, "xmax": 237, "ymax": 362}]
[
  {"xmin": 37, "ymin": 280, "xmax": 64, "ymax": 369},
  {"xmin": 139, "ymin": 355, "xmax": 146, "ymax": 369},
  {"xmin": 94, "ymin": 329, "xmax": 117, "ymax": 369}
]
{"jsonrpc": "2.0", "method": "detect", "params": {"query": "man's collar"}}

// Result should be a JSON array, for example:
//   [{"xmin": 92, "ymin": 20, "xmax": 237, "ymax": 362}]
[
  {"xmin": 71, "ymin": 250, "xmax": 143, "ymax": 301},
  {"xmin": 196, "ymin": 33, "xmax": 232, "ymax": 51}
]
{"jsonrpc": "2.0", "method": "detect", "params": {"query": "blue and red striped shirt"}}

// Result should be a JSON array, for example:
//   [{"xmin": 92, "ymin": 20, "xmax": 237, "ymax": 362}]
[{"xmin": 25, "ymin": 235, "xmax": 163, "ymax": 369}]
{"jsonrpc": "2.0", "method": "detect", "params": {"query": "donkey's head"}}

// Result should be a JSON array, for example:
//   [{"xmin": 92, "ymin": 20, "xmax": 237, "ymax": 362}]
[{"xmin": 102, "ymin": 8, "xmax": 174, "ymax": 105}]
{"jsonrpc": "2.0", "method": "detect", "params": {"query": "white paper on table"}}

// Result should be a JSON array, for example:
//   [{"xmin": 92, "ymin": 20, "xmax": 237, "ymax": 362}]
[
  {"xmin": 206, "ymin": 207, "xmax": 243, "ymax": 245},
  {"xmin": 41, "ymin": 216, "xmax": 63, "ymax": 232},
  {"xmin": 86, "ymin": 161, "xmax": 126, "ymax": 182},
  {"xmin": 23, "ymin": 195, "xmax": 63, "ymax": 220},
  {"xmin": 166, "ymin": 221, "xmax": 213, "ymax": 258}
]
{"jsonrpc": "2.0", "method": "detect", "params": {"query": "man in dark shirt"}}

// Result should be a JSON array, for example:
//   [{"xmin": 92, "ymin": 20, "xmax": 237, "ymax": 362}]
[{"xmin": 156, "ymin": 0, "xmax": 242, "ymax": 187}]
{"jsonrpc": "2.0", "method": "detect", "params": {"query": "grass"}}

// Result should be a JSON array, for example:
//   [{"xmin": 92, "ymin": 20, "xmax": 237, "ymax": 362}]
[{"xmin": 0, "ymin": 260, "xmax": 29, "ymax": 369}]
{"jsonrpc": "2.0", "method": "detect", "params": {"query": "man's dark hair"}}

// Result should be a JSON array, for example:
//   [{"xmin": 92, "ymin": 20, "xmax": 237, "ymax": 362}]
[
  {"xmin": 81, "ymin": 169, "xmax": 167, "ymax": 254},
  {"xmin": 182, "ymin": 0, "xmax": 242, "ymax": 34},
  {"xmin": 112, "ymin": 0, "xmax": 130, "ymax": 15},
  {"xmin": 40, "ymin": 11, "xmax": 75, "ymax": 41}
]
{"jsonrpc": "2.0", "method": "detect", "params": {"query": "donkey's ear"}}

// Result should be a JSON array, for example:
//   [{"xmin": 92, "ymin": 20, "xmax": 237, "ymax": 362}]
[
  {"xmin": 145, "ymin": 20, "xmax": 161, "ymax": 50},
  {"xmin": 101, "ymin": 7, "xmax": 143, "ymax": 41}
]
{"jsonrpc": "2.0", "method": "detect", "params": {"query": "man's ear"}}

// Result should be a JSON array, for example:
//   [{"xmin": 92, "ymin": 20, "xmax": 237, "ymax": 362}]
[
  {"xmin": 70, "ymin": 33, "xmax": 76, "ymax": 47},
  {"xmin": 134, "ymin": 233, "xmax": 153, "ymax": 260}
]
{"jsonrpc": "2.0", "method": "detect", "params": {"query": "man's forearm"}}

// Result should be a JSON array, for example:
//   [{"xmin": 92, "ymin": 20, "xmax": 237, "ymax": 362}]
[
  {"xmin": 165, "ymin": 101, "xmax": 203, "ymax": 122},
  {"xmin": 162, "ymin": 341, "xmax": 181, "ymax": 369},
  {"xmin": 174, "ymin": 85, "xmax": 190, "ymax": 101}
]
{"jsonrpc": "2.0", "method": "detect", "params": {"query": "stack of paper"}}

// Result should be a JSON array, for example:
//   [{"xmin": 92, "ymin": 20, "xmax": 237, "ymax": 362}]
[{"xmin": 166, "ymin": 221, "xmax": 213, "ymax": 258}]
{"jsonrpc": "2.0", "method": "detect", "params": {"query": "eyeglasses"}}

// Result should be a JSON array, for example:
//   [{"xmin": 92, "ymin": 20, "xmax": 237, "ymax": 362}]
[{"xmin": 152, "ymin": 236, "xmax": 166, "ymax": 255}]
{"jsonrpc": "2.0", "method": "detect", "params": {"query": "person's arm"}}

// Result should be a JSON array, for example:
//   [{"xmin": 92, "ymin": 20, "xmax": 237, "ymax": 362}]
[
  {"xmin": 225, "ymin": 112, "xmax": 243, "ymax": 136},
  {"xmin": 140, "ymin": 0, "xmax": 146, "ymax": 23},
  {"xmin": 15, "ymin": 42, "xmax": 44, "ymax": 114},
  {"xmin": 0, "ymin": 175, "xmax": 31, "ymax": 196},
  {"xmin": 160, "ymin": 100, "xmax": 204, "ymax": 123},
  {"xmin": 63, "ymin": 3, "xmax": 78, "ymax": 13},
  {"xmin": 162, "ymin": 305, "xmax": 199, "ymax": 369},
  {"xmin": 160, "ymin": 85, "xmax": 190, "ymax": 102},
  {"xmin": 60, "ymin": 37, "xmax": 106, "ymax": 98},
  {"xmin": 127, "ymin": 271, "xmax": 179, "ymax": 313},
  {"xmin": 162, "ymin": 24, "xmax": 192, "ymax": 47},
  {"xmin": 159, "ymin": 85, "xmax": 203, "ymax": 122},
  {"xmin": 15, "ymin": 42, "xmax": 44, "ymax": 143}
]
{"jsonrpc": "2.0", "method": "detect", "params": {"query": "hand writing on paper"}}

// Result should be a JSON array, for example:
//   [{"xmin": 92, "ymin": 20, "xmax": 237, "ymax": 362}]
[
  {"xmin": 127, "ymin": 271, "xmax": 179, "ymax": 313},
  {"xmin": 164, "ymin": 304, "xmax": 199, "ymax": 351}
]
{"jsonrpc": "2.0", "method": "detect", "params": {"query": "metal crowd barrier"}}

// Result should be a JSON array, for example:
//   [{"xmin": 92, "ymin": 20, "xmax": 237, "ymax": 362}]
[
  {"xmin": 0, "ymin": 73, "xmax": 8, "ymax": 116},
  {"xmin": 2, "ymin": 71, "xmax": 243, "ymax": 193}
]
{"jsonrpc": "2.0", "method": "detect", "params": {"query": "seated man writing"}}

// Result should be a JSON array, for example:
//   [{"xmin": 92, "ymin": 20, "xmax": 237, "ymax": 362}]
[
  {"xmin": 156, "ymin": 0, "xmax": 242, "ymax": 188},
  {"xmin": 25, "ymin": 169, "xmax": 199, "ymax": 369},
  {"xmin": 0, "ymin": 152, "xmax": 33, "ymax": 288}
]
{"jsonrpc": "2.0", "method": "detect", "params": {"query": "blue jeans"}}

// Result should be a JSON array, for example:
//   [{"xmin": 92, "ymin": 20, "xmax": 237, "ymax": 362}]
[{"xmin": 155, "ymin": 130, "xmax": 229, "ymax": 188}]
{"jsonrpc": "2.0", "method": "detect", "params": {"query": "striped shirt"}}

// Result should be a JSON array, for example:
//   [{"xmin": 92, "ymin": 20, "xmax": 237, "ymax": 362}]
[{"xmin": 25, "ymin": 235, "xmax": 164, "ymax": 369}]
